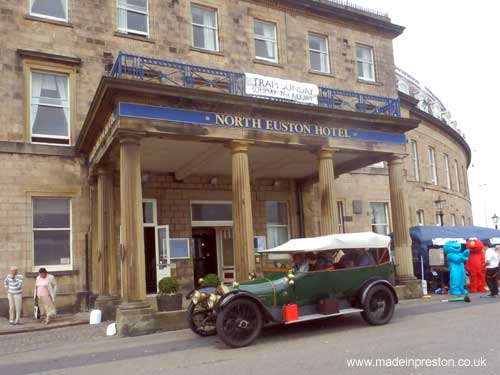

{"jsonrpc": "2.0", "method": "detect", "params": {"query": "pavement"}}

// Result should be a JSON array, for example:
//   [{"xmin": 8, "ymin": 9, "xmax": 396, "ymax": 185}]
[
  {"xmin": 0, "ymin": 295, "xmax": 499, "ymax": 374},
  {"xmin": 0, "ymin": 312, "xmax": 90, "ymax": 335}
]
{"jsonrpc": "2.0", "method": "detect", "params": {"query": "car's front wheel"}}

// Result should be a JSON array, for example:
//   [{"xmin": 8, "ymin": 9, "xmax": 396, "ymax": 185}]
[
  {"xmin": 360, "ymin": 284, "xmax": 395, "ymax": 325},
  {"xmin": 216, "ymin": 298, "xmax": 263, "ymax": 348},
  {"xmin": 187, "ymin": 302, "xmax": 217, "ymax": 337}
]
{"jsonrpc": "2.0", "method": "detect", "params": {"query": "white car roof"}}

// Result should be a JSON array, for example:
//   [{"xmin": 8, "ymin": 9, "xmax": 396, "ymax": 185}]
[{"xmin": 259, "ymin": 232, "xmax": 391, "ymax": 253}]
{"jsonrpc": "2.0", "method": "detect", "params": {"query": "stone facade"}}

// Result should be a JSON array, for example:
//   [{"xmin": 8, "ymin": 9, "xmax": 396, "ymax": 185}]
[{"xmin": 0, "ymin": 0, "xmax": 471, "ymax": 318}]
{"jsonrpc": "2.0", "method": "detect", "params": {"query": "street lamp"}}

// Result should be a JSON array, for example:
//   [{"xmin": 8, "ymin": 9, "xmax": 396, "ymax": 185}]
[
  {"xmin": 434, "ymin": 196, "xmax": 446, "ymax": 226},
  {"xmin": 492, "ymin": 213, "xmax": 499, "ymax": 230}
]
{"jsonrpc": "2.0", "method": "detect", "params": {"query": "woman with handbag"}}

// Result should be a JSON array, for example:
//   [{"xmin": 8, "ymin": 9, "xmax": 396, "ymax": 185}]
[{"xmin": 33, "ymin": 268, "xmax": 57, "ymax": 324}]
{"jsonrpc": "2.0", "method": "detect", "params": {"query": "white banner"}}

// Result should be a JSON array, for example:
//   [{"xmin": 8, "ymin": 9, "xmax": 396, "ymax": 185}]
[{"xmin": 244, "ymin": 73, "xmax": 319, "ymax": 105}]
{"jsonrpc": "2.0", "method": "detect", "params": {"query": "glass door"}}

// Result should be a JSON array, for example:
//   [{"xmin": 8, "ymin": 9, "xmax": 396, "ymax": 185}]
[
  {"xmin": 216, "ymin": 227, "xmax": 235, "ymax": 284},
  {"xmin": 157, "ymin": 225, "xmax": 171, "ymax": 290}
]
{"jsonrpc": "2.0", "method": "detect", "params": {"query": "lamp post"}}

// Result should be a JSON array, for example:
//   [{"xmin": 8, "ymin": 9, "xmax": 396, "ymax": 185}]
[
  {"xmin": 434, "ymin": 196, "xmax": 446, "ymax": 226},
  {"xmin": 492, "ymin": 213, "xmax": 499, "ymax": 230}
]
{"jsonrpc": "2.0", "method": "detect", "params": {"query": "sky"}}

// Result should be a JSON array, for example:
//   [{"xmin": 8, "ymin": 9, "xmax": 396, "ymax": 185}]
[{"xmin": 351, "ymin": 0, "xmax": 500, "ymax": 227}]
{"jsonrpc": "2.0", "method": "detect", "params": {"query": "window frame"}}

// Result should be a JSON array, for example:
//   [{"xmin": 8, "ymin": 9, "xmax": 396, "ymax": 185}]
[
  {"xmin": 443, "ymin": 154, "xmax": 451, "ymax": 189},
  {"xmin": 428, "ymin": 146, "xmax": 437, "ymax": 185},
  {"xmin": 265, "ymin": 201, "xmax": 290, "ymax": 248},
  {"xmin": 308, "ymin": 32, "xmax": 330, "ymax": 74},
  {"xmin": 337, "ymin": 200, "xmax": 346, "ymax": 233},
  {"xmin": 369, "ymin": 202, "xmax": 390, "ymax": 235},
  {"xmin": 190, "ymin": 4, "xmax": 219, "ymax": 52},
  {"xmin": 32, "ymin": 197, "xmax": 73, "ymax": 271},
  {"xmin": 417, "ymin": 210, "xmax": 425, "ymax": 226},
  {"xmin": 254, "ymin": 19, "xmax": 279, "ymax": 63},
  {"xmin": 410, "ymin": 140, "xmax": 420, "ymax": 181},
  {"xmin": 454, "ymin": 160, "xmax": 461, "ymax": 192},
  {"xmin": 29, "ymin": 69, "xmax": 71, "ymax": 145},
  {"xmin": 435, "ymin": 213, "xmax": 443, "ymax": 226},
  {"xmin": 356, "ymin": 44, "xmax": 375, "ymax": 82},
  {"xmin": 29, "ymin": 0, "xmax": 69, "ymax": 22},
  {"xmin": 117, "ymin": 0, "xmax": 149, "ymax": 37}
]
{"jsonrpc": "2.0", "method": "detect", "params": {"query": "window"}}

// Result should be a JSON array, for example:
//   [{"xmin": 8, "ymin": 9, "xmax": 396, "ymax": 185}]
[
  {"xmin": 417, "ymin": 210, "xmax": 425, "ymax": 226},
  {"xmin": 254, "ymin": 20, "xmax": 278, "ymax": 62},
  {"xmin": 356, "ymin": 44, "xmax": 375, "ymax": 81},
  {"xmin": 308, "ymin": 33, "xmax": 330, "ymax": 73},
  {"xmin": 266, "ymin": 202, "xmax": 289, "ymax": 248},
  {"xmin": 428, "ymin": 146, "xmax": 437, "ymax": 185},
  {"xmin": 30, "ymin": 71, "xmax": 70, "ymax": 145},
  {"xmin": 454, "ymin": 160, "xmax": 461, "ymax": 192},
  {"xmin": 337, "ymin": 201, "xmax": 345, "ymax": 233},
  {"xmin": 461, "ymin": 216, "xmax": 466, "ymax": 226},
  {"xmin": 191, "ymin": 5, "xmax": 218, "ymax": 51},
  {"xmin": 191, "ymin": 201, "xmax": 232, "ymax": 226},
  {"xmin": 169, "ymin": 238, "xmax": 190, "ymax": 259},
  {"xmin": 32, "ymin": 198, "xmax": 71, "ymax": 269},
  {"xmin": 410, "ymin": 140, "xmax": 420, "ymax": 181},
  {"xmin": 461, "ymin": 166, "xmax": 468, "ymax": 196},
  {"xmin": 117, "ymin": 0, "xmax": 149, "ymax": 36},
  {"xmin": 444, "ymin": 154, "xmax": 451, "ymax": 189},
  {"xmin": 369, "ymin": 202, "xmax": 390, "ymax": 235},
  {"xmin": 30, "ymin": 0, "xmax": 68, "ymax": 21},
  {"xmin": 451, "ymin": 214, "xmax": 456, "ymax": 226},
  {"xmin": 435, "ymin": 213, "xmax": 443, "ymax": 226}
]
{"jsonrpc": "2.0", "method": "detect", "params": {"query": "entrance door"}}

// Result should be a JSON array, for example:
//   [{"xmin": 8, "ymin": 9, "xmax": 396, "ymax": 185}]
[
  {"xmin": 144, "ymin": 226, "xmax": 157, "ymax": 294},
  {"xmin": 192, "ymin": 227, "xmax": 218, "ymax": 287},
  {"xmin": 157, "ymin": 225, "xmax": 171, "ymax": 284},
  {"xmin": 216, "ymin": 228, "xmax": 235, "ymax": 284}
]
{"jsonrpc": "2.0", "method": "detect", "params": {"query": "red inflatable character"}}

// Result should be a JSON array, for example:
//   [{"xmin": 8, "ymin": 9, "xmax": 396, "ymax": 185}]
[{"xmin": 465, "ymin": 239, "xmax": 487, "ymax": 293}]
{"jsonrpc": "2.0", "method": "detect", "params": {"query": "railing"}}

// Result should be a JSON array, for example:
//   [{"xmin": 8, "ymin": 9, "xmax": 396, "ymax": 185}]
[{"xmin": 110, "ymin": 52, "xmax": 400, "ymax": 117}]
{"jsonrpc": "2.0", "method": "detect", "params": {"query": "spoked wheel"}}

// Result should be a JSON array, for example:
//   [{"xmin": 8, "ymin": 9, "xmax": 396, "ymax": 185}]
[
  {"xmin": 187, "ymin": 302, "xmax": 217, "ymax": 337},
  {"xmin": 216, "ymin": 298, "xmax": 263, "ymax": 348},
  {"xmin": 361, "ymin": 284, "xmax": 395, "ymax": 325}
]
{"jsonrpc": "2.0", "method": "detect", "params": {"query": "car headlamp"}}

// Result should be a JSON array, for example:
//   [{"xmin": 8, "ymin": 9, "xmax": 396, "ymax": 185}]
[{"xmin": 192, "ymin": 290, "xmax": 201, "ymax": 305}]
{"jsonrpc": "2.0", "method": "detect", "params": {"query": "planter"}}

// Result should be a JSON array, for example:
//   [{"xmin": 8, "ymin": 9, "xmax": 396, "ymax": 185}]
[{"xmin": 157, "ymin": 293, "xmax": 183, "ymax": 312}]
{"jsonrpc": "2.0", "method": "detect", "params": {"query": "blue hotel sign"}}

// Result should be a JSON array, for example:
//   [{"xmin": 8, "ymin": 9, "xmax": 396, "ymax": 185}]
[{"xmin": 116, "ymin": 103, "xmax": 405, "ymax": 145}]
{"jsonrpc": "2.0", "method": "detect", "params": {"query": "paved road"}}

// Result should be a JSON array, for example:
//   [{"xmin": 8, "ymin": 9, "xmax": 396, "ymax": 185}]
[{"xmin": 0, "ymin": 296, "xmax": 499, "ymax": 375}]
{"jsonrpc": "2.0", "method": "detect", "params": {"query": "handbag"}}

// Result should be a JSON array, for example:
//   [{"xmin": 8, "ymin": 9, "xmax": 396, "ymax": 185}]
[{"xmin": 34, "ymin": 284, "xmax": 41, "ymax": 320}]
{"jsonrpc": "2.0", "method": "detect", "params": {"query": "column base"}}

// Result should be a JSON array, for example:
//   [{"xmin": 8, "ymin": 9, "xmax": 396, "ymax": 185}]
[
  {"xmin": 394, "ymin": 279, "xmax": 423, "ymax": 300},
  {"xmin": 94, "ymin": 295, "xmax": 120, "ymax": 321},
  {"xmin": 116, "ymin": 301, "xmax": 156, "ymax": 336}
]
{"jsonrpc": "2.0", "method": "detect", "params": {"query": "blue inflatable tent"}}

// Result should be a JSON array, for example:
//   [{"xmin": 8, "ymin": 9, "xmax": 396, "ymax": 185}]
[{"xmin": 409, "ymin": 226, "xmax": 500, "ymax": 279}]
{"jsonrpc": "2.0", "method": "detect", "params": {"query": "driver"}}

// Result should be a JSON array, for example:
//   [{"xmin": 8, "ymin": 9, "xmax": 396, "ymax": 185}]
[
  {"xmin": 291, "ymin": 253, "xmax": 309, "ymax": 272},
  {"xmin": 307, "ymin": 253, "xmax": 333, "ymax": 271}
]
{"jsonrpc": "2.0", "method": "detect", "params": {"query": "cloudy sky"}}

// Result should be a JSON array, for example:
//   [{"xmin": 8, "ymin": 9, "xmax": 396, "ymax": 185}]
[{"xmin": 352, "ymin": 0, "xmax": 500, "ymax": 227}]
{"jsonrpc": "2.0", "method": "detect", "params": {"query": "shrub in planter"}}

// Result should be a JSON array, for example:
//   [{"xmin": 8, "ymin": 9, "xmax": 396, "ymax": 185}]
[
  {"xmin": 202, "ymin": 273, "xmax": 221, "ymax": 287},
  {"xmin": 157, "ymin": 277, "xmax": 182, "ymax": 312}
]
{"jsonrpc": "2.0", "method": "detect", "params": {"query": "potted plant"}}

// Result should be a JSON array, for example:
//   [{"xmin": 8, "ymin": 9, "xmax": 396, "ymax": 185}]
[
  {"xmin": 157, "ymin": 276, "xmax": 182, "ymax": 312},
  {"xmin": 201, "ymin": 273, "xmax": 221, "ymax": 287}
]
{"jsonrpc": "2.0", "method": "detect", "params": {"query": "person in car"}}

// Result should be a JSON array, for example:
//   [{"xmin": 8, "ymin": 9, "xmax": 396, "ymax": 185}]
[
  {"xmin": 306, "ymin": 253, "xmax": 333, "ymax": 271},
  {"xmin": 291, "ymin": 253, "xmax": 309, "ymax": 272}
]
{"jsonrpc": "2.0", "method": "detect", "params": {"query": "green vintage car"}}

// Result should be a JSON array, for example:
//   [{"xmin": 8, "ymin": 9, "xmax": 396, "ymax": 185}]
[{"xmin": 187, "ymin": 232, "xmax": 397, "ymax": 348}]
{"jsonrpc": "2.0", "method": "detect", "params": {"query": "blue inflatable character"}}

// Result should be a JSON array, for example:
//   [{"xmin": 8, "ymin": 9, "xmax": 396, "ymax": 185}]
[{"xmin": 443, "ymin": 241, "xmax": 470, "ymax": 295}]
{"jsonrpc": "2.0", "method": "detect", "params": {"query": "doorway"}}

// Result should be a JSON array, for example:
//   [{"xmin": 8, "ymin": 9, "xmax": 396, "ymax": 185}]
[
  {"xmin": 192, "ymin": 227, "xmax": 218, "ymax": 287},
  {"xmin": 144, "ymin": 226, "xmax": 157, "ymax": 294}
]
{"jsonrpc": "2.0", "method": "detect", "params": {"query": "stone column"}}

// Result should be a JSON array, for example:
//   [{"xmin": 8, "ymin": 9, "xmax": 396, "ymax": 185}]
[
  {"xmin": 318, "ymin": 148, "xmax": 338, "ymax": 235},
  {"xmin": 231, "ymin": 141, "xmax": 256, "ymax": 281},
  {"xmin": 116, "ymin": 135, "xmax": 155, "ymax": 336},
  {"xmin": 94, "ymin": 166, "xmax": 119, "ymax": 320},
  {"xmin": 388, "ymin": 156, "xmax": 418, "ymax": 285}
]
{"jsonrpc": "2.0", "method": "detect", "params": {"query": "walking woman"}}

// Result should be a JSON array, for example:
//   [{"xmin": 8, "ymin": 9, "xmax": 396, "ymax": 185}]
[{"xmin": 34, "ymin": 268, "xmax": 57, "ymax": 324}]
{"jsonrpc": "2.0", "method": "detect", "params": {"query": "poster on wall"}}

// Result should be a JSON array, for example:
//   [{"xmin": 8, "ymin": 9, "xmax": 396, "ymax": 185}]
[{"xmin": 245, "ymin": 72, "xmax": 319, "ymax": 105}]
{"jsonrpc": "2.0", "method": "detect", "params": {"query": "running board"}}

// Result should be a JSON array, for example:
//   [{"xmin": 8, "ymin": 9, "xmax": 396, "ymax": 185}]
[{"xmin": 284, "ymin": 308, "xmax": 363, "ymax": 325}]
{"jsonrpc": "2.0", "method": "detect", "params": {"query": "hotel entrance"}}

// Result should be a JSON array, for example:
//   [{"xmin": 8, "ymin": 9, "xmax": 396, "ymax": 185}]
[{"xmin": 191, "ymin": 201, "xmax": 235, "ymax": 286}]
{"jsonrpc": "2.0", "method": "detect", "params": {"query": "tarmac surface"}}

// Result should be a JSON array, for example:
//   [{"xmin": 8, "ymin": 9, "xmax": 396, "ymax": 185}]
[{"xmin": 0, "ymin": 295, "xmax": 499, "ymax": 375}]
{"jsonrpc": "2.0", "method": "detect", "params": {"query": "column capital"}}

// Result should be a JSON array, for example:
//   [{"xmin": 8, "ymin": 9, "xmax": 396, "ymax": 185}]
[
  {"xmin": 229, "ymin": 140, "xmax": 253, "ymax": 154},
  {"xmin": 96, "ymin": 163, "xmax": 114, "ymax": 176},
  {"xmin": 118, "ymin": 134, "xmax": 142, "ymax": 146},
  {"xmin": 387, "ymin": 154, "xmax": 408, "ymax": 165},
  {"xmin": 317, "ymin": 147, "xmax": 336, "ymax": 160}
]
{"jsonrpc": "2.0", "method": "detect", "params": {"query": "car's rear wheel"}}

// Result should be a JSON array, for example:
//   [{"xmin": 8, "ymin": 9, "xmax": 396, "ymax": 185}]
[
  {"xmin": 361, "ymin": 284, "xmax": 395, "ymax": 325},
  {"xmin": 187, "ymin": 302, "xmax": 217, "ymax": 337},
  {"xmin": 216, "ymin": 298, "xmax": 263, "ymax": 348}
]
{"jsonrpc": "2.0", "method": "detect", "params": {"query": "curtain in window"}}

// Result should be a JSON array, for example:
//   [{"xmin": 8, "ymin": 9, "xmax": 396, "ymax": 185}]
[
  {"xmin": 55, "ymin": 75, "xmax": 68, "ymax": 125},
  {"xmin": 31, "ymin": 73, "xmax": 43, "ymax": 125},
  {"xmin": 261, "ymin": 23, "xmax": 275, "ymax": 58},
  {"xmin": 202, "ymin": 10, "xmax": 215, "ymax": 51},
  {"xmin": 370, "ymin": 203, "xmax": 387, "ymax": 235},
  {"xmin": 117, "ymin": 0, "xmax": 128, "ymax": 31}
]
